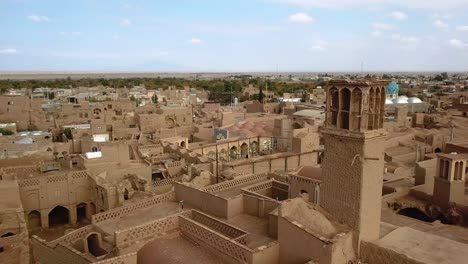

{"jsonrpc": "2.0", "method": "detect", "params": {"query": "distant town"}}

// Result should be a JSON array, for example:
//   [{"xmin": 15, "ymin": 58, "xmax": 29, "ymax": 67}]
[{"xmin": 1, "ymin": 71, "xmax": 468, "ymax": 264}]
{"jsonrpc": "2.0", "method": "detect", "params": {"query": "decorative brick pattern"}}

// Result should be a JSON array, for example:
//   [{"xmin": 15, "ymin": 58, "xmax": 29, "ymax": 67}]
[
  {"xmin": 203, "ymin": 172, "xmax": 269, "ymax": 194},
  {"xmin": 46, "ymin": 174, "xmax": 68, "ymax": 183},
  {"xmin": 179, "ymin": 216, "xmax": 253, "ymax": 264},
  {"xmin": 93, "ymin": 253, "xmax": 137, "ymax": 264},
  {"xmin": 115, "ymin": 210, "xmax": 192, "ymax": 248},
  {"xmin": 49, "ymin": 225, "xmax": 95, "ymax": 247},
  {"xmin": 4, "ymin": 165, "xmax": 37, "ymax": 177},
  {"xmin": 18, "ymin": 178, "xmax": 40, "ymax": 187},
  {"xmin": 191, "ymin": 210, "xmax": 246, "ymax": 239},
  {"xmin": 71, "ymin": 170, "xmax": 89, "ymax": 180},
  {"xmin": 152, "ymin": 178, "xmax": 174, "ymax": 188},
  {"xmin": 245, "ymin": 181, "xmax": 273, "ymax": 193},
  {"xmin": 92, "ymin": 191, "xmax": 176, "ymax": 224}
]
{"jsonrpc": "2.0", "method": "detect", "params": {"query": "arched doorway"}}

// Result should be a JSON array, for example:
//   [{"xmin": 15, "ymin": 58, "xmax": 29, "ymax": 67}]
[
  {"xmin": 124, "ymin": 189, "xmax": 129, "ymax": 200},
  {"xmin": 48, "ymin": 206, "xmax": 70, "ymax": 227},
  {"xmin": 87, "ymin": 233, "xmax": 107, "ymax": 257},
  {"xmin": 230, "ymin": 146, "xmax": 238, "ymax": 160},
  {"xmin": 435, "ymin": 148, "xmax": 442, "ymax": 153},
  {"xmin": 76, "ymin": 203, "xmax": 87, "ymax": 223},
  {"xmin": 180, "ymin": 141, "xmax": 186, "ymax": 148},
  {"xmin": 250, "ymin": 141, "xmax": 258, "ymax": 156},
  {"xmin": 0, "ymin": 232, "xmax": 14, "ymax": 252},
  {"xmin": 240, "ymin": 143, "xmax": 249, "ymax": 158},
  {"xmin": 28, "ymin": 211, "xmax": 42, "ymax": 229},
  {"xmin": 219, "ymin": 149, "xmax": 227, "ymax": 161},
  {"xmin": 166, "ymin": 118, "xmax": 175, "ymax": 129},
  {"xmin": 300, "ymin": 190, "xmax": 309, "ymax": 201},
  {"xmin": 207, "ymin": 151, "xmax": 216, "ymax": 160}
]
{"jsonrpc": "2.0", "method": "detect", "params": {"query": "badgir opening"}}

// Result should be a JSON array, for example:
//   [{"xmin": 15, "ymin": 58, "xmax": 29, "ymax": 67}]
[{"xmin": 48, "ymin": 206, "xmax": 70, "ymax": 227}]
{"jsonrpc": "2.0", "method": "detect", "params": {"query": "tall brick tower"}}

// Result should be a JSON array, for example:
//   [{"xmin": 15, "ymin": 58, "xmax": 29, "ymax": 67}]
[{"xmin": 320, "ymin": 80, "xmax": 388, "ymax": 252}]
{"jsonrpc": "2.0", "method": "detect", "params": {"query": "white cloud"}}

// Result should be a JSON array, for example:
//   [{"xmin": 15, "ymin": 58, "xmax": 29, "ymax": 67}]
[
  {"xmin": 28, "ymin": 15, "xmax": 50, "ymax": 23},
  {"xmin": 120, "ymin": 18, "xmax": 131, "ymax": 27},
  {"xmin": 371, "ymin": 23, "xmax": 393, "ymax": 31},
  {"xmin": 389, "ymin": 11, "xmax": 407, "ymax": 21},
  {"xmin": 432, "ymin": 13, "xmax": 453, "ymax": 20},
  {"xmin": 456, "ymin": 25, "xmax": 468, "ymax": 31},
  {"xmin": 390, "ymin": 34, "xmax": 419, "ymax": 43},
  {"xmin": 434, "ymin": 19, "xmax": 449, "ymax": 29},
  {"xmin": 289, "ymin": 12, "xmax": 314, "ymax": 24},
  {"xmin": 0, "ymin": 48, "xmax": 17, "ymax": 54},
  {"xmin": 371, "ymin": 30, "xmax": 383, "ymax": 37},
  {"xmin": 269, "ymin": 0, "xmax": 468, "ymax": 10},
  {"xmin": 449, "ymin": 38, "xmax": 468, "ymax": 49},
  {"xmin": 190, "ymin": 38, "xmax": 202, "ymax": 44}
]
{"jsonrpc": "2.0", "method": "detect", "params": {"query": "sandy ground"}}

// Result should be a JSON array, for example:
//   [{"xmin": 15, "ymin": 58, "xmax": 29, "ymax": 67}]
[{"xmin": 226, "ymin": 214, "xmax": 275, "ymax": 249}]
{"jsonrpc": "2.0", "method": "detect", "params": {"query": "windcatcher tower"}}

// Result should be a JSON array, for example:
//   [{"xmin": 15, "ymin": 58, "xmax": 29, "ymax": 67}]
[
  {"xmin": 321, "ymin": 80, "xmax": 388, "ymax": 252},
  {"xmin": 433, "ymin": 153, "xmax": 467, "ymax": 209}
]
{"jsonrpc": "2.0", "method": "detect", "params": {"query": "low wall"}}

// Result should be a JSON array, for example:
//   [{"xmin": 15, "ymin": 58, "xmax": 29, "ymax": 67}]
[
  {"xmin": 361, "ymin": 241, "xmax": 422, "ymax": 264},
  {"xmin": 115, "ymin": 210, "xmax": 192, "ymax": 249},
  {"xmin": 49, "ymin": 225, "xmax": 96, "ymax": 247},
  {"xmin": 191, "ymin": 210, "xmax": 247, "ymax": 239},
  {"xmin": 203, "ymin": 172, "xmax": 269, "ymax": 194},
  {"xmin": 93, "ymin": 253, "xmax": 137, "ymax": 264},
  {"xmin": 32, "ymin": 236, "xmax": 93, "ymax": 264},
  {"xmin": 179, "ymin": 216, "xmax": 254, "ymax": 264},
  {"xmin": 243, "ymin": 195, "xmax": 280, "ymax": 219},
  {"xmin": 91, "ymin": 191, "xmax": 176, "ymax": 224},
  {"xmin": 175, "ymin": 183, "xmax": 229, "ymax": 218}
]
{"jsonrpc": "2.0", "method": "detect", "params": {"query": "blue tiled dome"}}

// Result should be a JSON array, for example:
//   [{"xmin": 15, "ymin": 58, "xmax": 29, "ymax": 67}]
[{"xmin": 386, "ymin": 81, "xmax": 399, "ymax": 95}]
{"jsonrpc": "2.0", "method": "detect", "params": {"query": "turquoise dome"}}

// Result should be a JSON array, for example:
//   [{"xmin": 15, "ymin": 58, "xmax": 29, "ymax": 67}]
[{"xmin": 386, "ymin": 81, "xmax": 399, "ymax": 95}]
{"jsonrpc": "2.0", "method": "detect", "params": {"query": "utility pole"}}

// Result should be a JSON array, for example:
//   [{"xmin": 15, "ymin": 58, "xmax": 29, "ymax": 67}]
[
  {"xmin": 450, "ymin": 125, "xmax": 454, "ymax": 141},
  {"xmin": 216, "ymin": 144, "xmax": 219, "ymax": 183}
]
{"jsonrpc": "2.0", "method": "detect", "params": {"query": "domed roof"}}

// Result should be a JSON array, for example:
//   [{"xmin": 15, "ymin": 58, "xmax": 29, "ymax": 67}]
[
  {"xmin": 408, "ymin": 97, "xmax": 423, "ymax": 104},
  {"xmin": 392, "ymin": 97, "xmax": 408, "ymax": 104},
  {"xmin": 386, "ymin": 81, "xmax": 399, "ymax": 95}
]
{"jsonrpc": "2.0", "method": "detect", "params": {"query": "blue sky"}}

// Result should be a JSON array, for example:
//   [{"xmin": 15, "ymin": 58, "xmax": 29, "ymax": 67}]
[{"xmin": 1, "ymin": 0, "xmax": 468, "ymax": 72}]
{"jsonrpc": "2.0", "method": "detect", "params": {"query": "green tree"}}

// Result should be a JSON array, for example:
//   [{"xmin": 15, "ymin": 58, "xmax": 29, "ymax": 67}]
[
  {"xmin": 152, "ymin": 94, "xmax": 159, "ymax": 104},
  {"xmin": 0, "ymin": 128, "xmax": 13, "ymax": 135},
  {"xmin": 258, "ymin": 84, "xmax": 265, "ymax": 103},
  {"xmin": 63, "ymin": 128, "xmax": 73, "ymax": 139}
]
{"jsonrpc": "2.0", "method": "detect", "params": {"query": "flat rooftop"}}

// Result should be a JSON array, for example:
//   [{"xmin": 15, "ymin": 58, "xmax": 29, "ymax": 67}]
[
  {"xmin": 372, "ymin": 226, "xmax": 468, "ymax": 264},
  {"xmin": 134, "ymin": 231, "xmax": 224, "ymax": 264},
  {"xmin": 226, "ymin": 214, "xmax": 275, "ymax": 249},
  {"xmin": 381, "ymin": 208, "xmax": 468, "ymax": 245}
]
